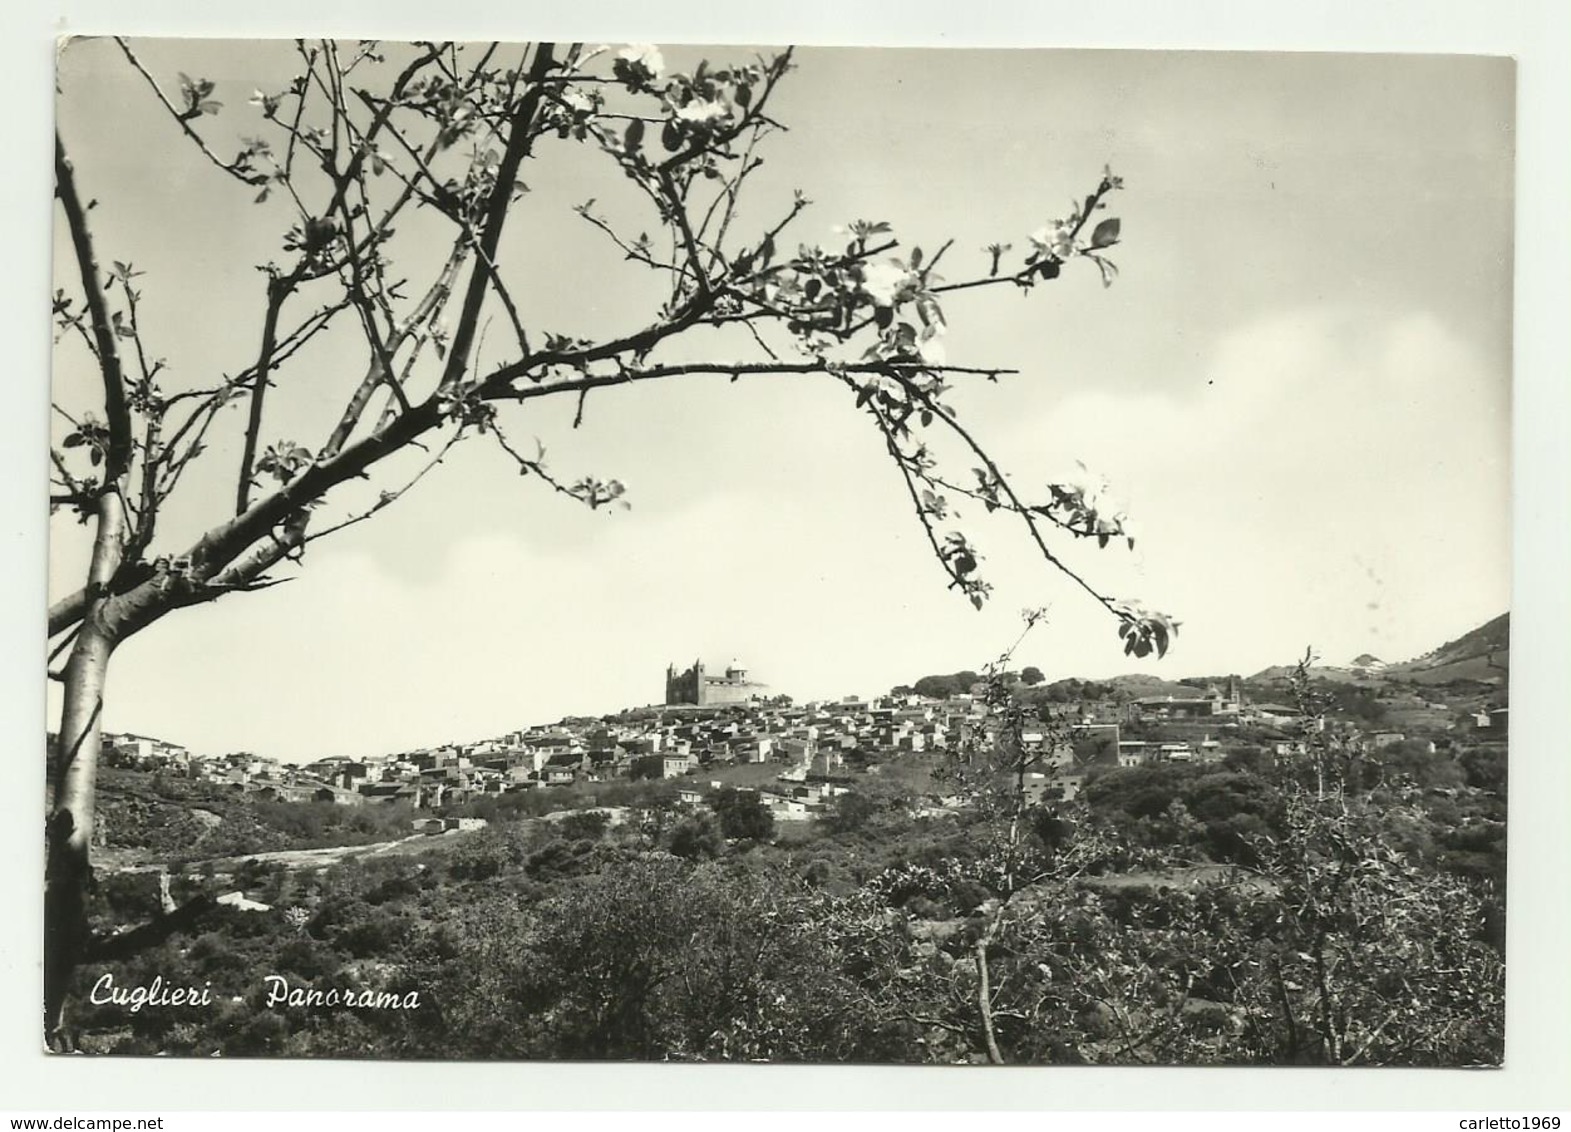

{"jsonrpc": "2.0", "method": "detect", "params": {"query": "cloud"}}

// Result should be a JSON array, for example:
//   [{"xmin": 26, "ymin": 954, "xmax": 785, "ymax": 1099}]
[
  {"xmin": 990, "ymin": 305, "xmax": 1510, "ymax": 675},
  {"xmin": 60, "ymin": 304, "xmax": 1508, "ymax": 760}
]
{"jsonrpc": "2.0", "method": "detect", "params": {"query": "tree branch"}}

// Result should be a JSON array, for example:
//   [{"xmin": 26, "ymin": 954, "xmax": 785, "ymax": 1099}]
[
  {"xmin": 485, "ymin": 359, "xmax": 1014, "ymax": 403},
  {"xmin": 55, "ymin": 133, "xmax": 133, "ymax": 484},
  {"xmin": 433, "ymin": 43, "xmax": 558, "ymax": 394},
  {"xmin": 113, "ymin": 40, "xmax": 268, "ymax": 186},
  {"xmin": 886, "ymin": 371, "xmax": 1122, "ymax": 618},
  {"xmin": 234, "ymin": 278, "xmax": 289, "ymax": 515},
  {"xmin": 302, "ymin": 429, "xmax": 463, "ymax": 546}
]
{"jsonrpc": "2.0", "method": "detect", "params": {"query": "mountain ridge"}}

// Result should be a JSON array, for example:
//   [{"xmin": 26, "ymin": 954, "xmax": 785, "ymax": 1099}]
[{"xmin": 1246, "ymin": 613, "xmax": 1508, "ymax": 686}]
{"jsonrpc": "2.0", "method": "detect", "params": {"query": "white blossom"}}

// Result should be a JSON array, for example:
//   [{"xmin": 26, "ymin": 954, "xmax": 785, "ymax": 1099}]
[
  {"xmin": 1029, "ymin": 221, "xmax": 1078, "ymax": 260},
  {"xmin": 859, "ymin": 260, "xmax": 914, "ymax": 307},
  {"xmin": 675, "ymin": 98, "xmax": 730, "ymax": 126},
  {"xmin": 561, "ymin": 87, "xmax": 596, "ymax": 115},
  {"xmin": 617, "ymin": 44, "xmax": 666, "ymax": 80}
]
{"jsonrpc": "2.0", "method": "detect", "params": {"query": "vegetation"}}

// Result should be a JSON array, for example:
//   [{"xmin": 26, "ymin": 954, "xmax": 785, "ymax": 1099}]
[
  {"xmin": 48, "ymin": 38, "xmax": 1178, "ymax": 1047},
  {"xmin": 64, "ymin": 633, "xmax": 1506, "ymax": 1065},
  {"xmin": 95, "ymin": 768, "xmax": 417, "ymax": 860},
  {"xmin": 709, "ymin": 787, "xmax": 777, "ymax": 842}
]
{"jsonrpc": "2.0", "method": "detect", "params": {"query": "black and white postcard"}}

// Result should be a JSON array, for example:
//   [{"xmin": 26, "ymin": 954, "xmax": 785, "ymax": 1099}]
[{"xmin": 46, "ymin": 38, "xmax": 1514, "ymax": 1066}]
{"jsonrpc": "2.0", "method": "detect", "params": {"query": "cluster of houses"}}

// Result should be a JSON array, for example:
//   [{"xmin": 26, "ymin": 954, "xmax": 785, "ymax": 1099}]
[
  {"xmin": 99, "ymin": 681, "xmax": 1237, "ymax": 824},
  {"xmin": 299, "ymin": 692, "xmax": 991, "ymax": 812},
  {"xmin": 101, "ymin": 689, "xmax": 1052, "ymax": 821},
  {"xmin": 1124, "ymin": 678, "xmax": 1310, "ymax": 728},
  {"xmin": 95, "ymin": 666, "xmax": 1486, "ymax": 829},
  {"xmin": 99, "ymin": 693, "xmax": 993, "ymax": 814}
]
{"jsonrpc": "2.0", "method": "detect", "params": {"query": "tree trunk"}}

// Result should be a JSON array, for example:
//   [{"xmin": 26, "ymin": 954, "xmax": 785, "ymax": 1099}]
[
  {"xmin": 45, "ymin": 619, "xmax": 116, "ymax": 1051},
  {"xmin": 975, "ymin": 937, "xmax": 1005, "ymax": 1065},
  {"xmin": 45, "ymin": 476, "xmax": 128, "ymax": 1051}
]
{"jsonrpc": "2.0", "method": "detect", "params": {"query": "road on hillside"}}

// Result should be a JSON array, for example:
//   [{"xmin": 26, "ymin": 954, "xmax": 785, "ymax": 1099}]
[{"xmin": 97, "ymin": 829, "xmax": 477, "ymax": 875}]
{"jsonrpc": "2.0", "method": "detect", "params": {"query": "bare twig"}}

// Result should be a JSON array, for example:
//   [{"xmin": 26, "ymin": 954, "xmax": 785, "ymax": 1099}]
[
  {"xmin": 113, "ymin": 40, "xmax": 269, "ymax": 186},
  {"xmin": 301, "ymin": 428, "xmax": 464, "ymax": 546}
]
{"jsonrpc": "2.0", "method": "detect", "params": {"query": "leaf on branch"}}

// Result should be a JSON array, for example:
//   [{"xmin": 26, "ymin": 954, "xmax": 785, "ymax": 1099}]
[
  {"xmin": 1113, "ymin": 602, "xmax": 1181, "ymax": 660},
  {"xmin": 1086, "ymin": 254, "xmax": 1119, "ymax": 288},
  {"xmin": 568, "ymin": 476, "xmax": 631, "ymax": 512},
  {"xmin": 255, "ymin": 442, "xmax": 314, "ymax": 483},
  {"xmin": 177, "ymin": 73, "xmax": 221, "ymax": 118},
  {"xmin": 920, "ymin": 489, "xmax": 948, "ymax": 520},
  {"xmin": 1090, "ymin": 217, "xmax": 1121, "ymax": 249}
]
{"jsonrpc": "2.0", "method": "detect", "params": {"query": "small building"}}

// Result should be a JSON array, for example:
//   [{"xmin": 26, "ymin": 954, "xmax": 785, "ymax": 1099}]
[
  {"xmin": 633, "ymin": 753, "xmax": 691, "ymax": 780},
  {"xmin": 1021, "ymin": 772, "xmax": 1082, "ymax": 805},
  {"xmin": 216, "ymin": 891, "xmax": 272, "ymax": 913},
  {"xmin": 1117, "ymin": 741, "xmax": 1151, "ymax": 768},
  {"xmin": 312, "ymin": 784, "xmax": 366, "ymax": 806}
]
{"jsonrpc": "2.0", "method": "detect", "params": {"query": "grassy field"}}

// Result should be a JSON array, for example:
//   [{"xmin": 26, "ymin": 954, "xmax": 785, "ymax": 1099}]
[
  {"xmin": 699, "ymin": 761, "xmax": 797, "ymax": 790},
  {"xmin": 863, "ymin": 752, "xmax": 946, "ymax": 794}
]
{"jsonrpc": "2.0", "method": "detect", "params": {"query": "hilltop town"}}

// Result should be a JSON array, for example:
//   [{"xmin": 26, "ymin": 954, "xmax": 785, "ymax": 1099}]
[
  {"xmin": 61, "ymin": 621, "xmax": 1510, "ymax": 1063},
  {"xmin": 90, "ymin": 627, "xmax": 1509, "ymax": 835}
]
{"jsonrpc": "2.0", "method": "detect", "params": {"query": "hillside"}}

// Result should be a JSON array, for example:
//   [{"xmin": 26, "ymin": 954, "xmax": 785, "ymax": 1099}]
[
  {"xmin": 1247, "ymin": 613, "xmax": 1508, "ymax": 689},
  {"xmin": 1387, "ymin": 613, "xmax": 1509, "ymax": 685},
  {"xmin": 1099, "ymin": 674, "xmax": 1210, "ymax": 700},
  {"xmin": 93, "ymin": 767, "xmax": 416, "ymax": 866},
  {"xmin": 1247, "ymin": 662, "xmax": 1383, "ymax": 687}
]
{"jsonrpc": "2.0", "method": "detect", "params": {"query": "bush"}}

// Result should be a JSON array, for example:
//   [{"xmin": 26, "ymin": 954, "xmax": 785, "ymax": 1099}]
[
  {"xmin": 710, "ymin": 788, "xmax": 776, "ymax": 842},
  {"xmin": 669, "ymin": 813, "xmax": 725, "ymax": 860},
  {"xmin": 558, "ymin": 811, "xmax": 611, "ymax": 841}
]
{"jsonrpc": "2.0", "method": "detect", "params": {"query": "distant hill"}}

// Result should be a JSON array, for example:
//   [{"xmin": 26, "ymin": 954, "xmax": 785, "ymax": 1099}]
[
  {"xmin": 1099, "ymin": 674, "xmax": 1205, "ymax": 700},
  {"xmin": 1247, "ymin": 614, "xmax": 1508, "ymax": 688},
  {"xmin": 1247, "ymin": 661, "xmax": 1375, "ymax": 685},
  {"xmin": 1387, "ymin": 613, "xmax": 1509, "ymax": 685},
  {"xmin": 897, "ymin": 613, "xmax": 1508, "ymax": 706}
]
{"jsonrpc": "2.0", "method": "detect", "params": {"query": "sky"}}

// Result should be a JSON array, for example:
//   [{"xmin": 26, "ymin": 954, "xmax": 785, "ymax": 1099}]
[{"xmin": 47, "ymin": 41, "xmax": 1515, "ymax": 762}]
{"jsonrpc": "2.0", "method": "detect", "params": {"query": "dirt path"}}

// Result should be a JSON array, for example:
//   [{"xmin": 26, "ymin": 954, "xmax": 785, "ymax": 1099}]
[
  {"xmin": 98, "ymin": 831, "xmax": 460, "ymax": 875},
  {"xmin": 191, "ymin": 833, "xmax": 445, "ymax": 871}
]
